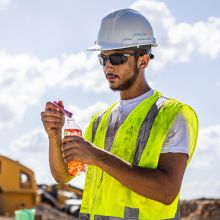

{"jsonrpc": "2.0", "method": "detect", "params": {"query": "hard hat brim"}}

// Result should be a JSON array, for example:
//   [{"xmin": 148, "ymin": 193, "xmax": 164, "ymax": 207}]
[
  {"xmin": 87, "ymin": 42, "xmax": 157, "ymax": 51},
  {"xmin": 87, "ymin": 44, "xmax": 101, "ymax": 51}
]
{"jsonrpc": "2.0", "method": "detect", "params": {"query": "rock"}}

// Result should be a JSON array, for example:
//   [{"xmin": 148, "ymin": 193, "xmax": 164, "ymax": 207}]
[
  {"xmin": 35, "ymin": 204, "xmax": 78, "ymax": 220},
  {"xmin": 180, "ymin": 198, "xmax": 220, "ymax": 220}
]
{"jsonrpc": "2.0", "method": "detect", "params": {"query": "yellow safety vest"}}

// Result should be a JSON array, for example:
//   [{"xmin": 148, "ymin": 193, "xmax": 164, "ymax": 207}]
[{"xmin": 80, "ymin": 90, "xmax": 198, "ymax": 220}]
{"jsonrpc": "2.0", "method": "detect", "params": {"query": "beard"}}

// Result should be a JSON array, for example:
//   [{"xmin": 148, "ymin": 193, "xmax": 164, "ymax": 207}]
[{"xmin": 110, "ymin": 65, "xmax": 139, "ymax": 91}]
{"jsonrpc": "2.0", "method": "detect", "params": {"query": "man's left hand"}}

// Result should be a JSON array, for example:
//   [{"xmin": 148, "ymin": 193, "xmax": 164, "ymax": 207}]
[{"xmin": 61, "ymin": 136, "xmax": 100, "ymax": 165}]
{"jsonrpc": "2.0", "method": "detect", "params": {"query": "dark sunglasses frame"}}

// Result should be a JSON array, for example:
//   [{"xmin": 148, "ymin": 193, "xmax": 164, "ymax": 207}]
[{"xmin": 98, "ymin": 53, "xmax": 138, "ymax": 66}]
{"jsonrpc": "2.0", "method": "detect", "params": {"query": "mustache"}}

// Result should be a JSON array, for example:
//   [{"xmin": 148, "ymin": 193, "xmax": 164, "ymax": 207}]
[{"xmin": 106, "ymin": 73, "xmax": 119, "ymax": 78}]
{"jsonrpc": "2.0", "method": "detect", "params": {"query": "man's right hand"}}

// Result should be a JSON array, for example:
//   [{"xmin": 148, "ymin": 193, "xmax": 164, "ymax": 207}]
[{"xmin": 41, "ymin": 102, "xmax": 65, "ymax": 138}]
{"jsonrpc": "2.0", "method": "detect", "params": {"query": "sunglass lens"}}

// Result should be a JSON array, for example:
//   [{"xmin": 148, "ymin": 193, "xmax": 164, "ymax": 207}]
[
  {"xmin": 109, "ymin": 54, "xmax": 128, "ymax": 65},
  {"xmin": 109, "ymin": 55, "xmax": 121, "ymax": 65},
  {"xmin": 98, "ymin": 54, "xmax": 129, "ymax": 66},
  {"xmin": 98, "ymin": 55, "xmax": 106, "ymax": 66}
]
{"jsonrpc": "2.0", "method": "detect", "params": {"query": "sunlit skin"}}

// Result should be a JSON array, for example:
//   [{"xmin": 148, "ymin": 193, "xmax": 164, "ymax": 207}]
[
  {"xmin": 102, "ymin": 49, "xmax": 151, "ymax": 99},
  {"xmin": 41, "ymin": 49, "xmax": 188, "ymax": 205}
]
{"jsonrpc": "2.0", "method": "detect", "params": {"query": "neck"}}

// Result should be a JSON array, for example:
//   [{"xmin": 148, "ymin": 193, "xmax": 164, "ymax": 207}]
[{"xmin": 120, "ymin": 75, "xmax": 151, "ymax": 100}]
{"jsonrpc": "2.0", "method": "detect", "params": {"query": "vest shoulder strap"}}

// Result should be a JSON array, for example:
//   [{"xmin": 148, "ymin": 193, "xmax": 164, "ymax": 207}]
[
  {"xmin": 84, "ymin": 102, "xmax": 118, "ymax": 142},
  {"xmin": 133, "ymin": 96, "xmax": 168, "ymax": 165}
]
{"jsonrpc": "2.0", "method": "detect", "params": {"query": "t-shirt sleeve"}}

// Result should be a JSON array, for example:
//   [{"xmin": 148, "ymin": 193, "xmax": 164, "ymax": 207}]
[{"xmin": 161, "ymin": 110, "xmax": 189, "ymax": 155}]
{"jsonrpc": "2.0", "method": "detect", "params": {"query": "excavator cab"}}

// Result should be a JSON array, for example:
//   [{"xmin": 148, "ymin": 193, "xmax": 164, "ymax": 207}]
[{"xmin": 0, "ymin": 154, "xmax": 39, "ymax": 216}]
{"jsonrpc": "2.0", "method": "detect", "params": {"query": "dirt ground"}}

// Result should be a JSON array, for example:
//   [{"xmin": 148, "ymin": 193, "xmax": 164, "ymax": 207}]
[
  {"xmin": 1, "ymin": 199, "xmax": 220, "ymax": 220},
  {"xmin": 0, "ymin": 204, "xmax": 78, "ymax": 220}
]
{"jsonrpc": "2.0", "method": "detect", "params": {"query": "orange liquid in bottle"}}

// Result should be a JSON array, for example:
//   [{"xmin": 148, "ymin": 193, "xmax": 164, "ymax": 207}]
[{"xmin": 64, "ymin": 127, "xmax": 86, "ymax": 177}]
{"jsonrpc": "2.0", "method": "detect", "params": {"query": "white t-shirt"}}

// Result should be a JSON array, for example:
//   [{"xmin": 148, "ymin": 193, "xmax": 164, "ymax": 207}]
[{"xmin": 106, "ymin": 89, "xmax": 189, "ymax": 155}]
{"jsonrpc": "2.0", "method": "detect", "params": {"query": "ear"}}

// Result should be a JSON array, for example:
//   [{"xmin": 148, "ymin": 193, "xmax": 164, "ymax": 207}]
[{"xmin": 138, "ymin": 54, "xmax": 150, "ymax": 69}]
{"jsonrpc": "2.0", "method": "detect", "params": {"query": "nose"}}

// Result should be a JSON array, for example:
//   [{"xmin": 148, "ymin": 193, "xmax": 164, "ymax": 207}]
[{"xmin": 103, "ymin": 59, "xmax": 114, "ymax": 73}]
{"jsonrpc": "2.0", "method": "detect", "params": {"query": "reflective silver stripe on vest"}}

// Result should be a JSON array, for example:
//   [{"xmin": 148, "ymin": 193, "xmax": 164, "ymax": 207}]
[
  {"xmin": 92, "ymin": 111, "xmax": 106, "ymax": 142},
  {"xmin": 94, "ymin": 207, "xmax": 139, "ymax": 220},
  {"xmin": 133, "ymin": 96, "xmax": 167, "ymax": 166},
  {"xmin": 80, "ymin": 204, "xmax": 179, "ymax": 220},
  {"xmin": 79, "ymin": 213, "xmax": 90, "ymax": 220},
  {"xmin": 124, "ymin": 207, "xmax": 139, "ymax": 219},
  {"xmin": 94, "ymin": 216, "xmax": 122, "ymax": 220}
]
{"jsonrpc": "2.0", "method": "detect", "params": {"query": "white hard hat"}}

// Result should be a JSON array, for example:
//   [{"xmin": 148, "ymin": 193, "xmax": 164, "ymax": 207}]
[{"xmin": 87, "ymin": 8, "xmax": 157, "ymax": 51}]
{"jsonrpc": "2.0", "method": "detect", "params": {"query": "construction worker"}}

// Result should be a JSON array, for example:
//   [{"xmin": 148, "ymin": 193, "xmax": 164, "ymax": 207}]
[{"xmin": 41, "ymin": 8, "xmax": 198, "ymax": 220}]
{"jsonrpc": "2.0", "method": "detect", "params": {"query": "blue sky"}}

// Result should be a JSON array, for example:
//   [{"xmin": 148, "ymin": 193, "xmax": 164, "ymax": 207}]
[{"xmin": 0, "ymin": 0, "xmax": 220, "ymax": 200}]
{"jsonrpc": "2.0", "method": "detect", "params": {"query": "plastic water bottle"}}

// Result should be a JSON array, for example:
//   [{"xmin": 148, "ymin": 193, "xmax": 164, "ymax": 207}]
[{"xmin": 64, "ymin": 118, "xmax": 87, "ymax": 176}]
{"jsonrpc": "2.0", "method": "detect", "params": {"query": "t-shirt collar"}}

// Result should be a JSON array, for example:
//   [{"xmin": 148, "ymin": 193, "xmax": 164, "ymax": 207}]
[{"xmin": 120, "ymin": 89, "xmax": 154, "ymax": 106}]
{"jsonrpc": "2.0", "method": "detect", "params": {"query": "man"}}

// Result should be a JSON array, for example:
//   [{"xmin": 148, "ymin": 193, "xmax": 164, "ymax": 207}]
[{"xmin": 41, "ymin": 9, "xmax": 198, "ymax": 220}]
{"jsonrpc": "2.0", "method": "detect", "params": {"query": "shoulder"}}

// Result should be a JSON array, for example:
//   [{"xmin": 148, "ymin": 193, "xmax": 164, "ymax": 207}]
[
  {"xmin": 162, "ymin": 110, "xmax": 189, "ymax": 154},
  {"xmin": 158, "ymin": 95, "xmax": 198, "ymax": 123}
]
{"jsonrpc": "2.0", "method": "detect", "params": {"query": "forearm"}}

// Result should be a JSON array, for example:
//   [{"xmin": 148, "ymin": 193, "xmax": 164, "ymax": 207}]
[
  {"xmin": 96, "ymin": 150, "xmax": 175, "ymax": 204},
  {"xmin": 49, "ymin": 135, "xmax": 73, "ymax": 183}
]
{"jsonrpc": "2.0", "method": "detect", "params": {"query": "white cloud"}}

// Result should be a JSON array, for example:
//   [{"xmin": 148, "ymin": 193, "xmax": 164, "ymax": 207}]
[
  {"xmin": 131, "ymin": 0, "xmax": 220, "ymax": 71},
  {"xmin": 0, "ymin": 50, "xmax": 107, "ymax": 130},
  {"xmin": 10, "ymin": 128, "xmax": 47, "ymax": 152},
  {"xmin": 181, "ymin": 124, "xmax": 220, "ymax": 199},
  {"xmin": 181, "ymin": 178, "xmax": 220, "ymax": 199},
  {"xmin": 59, "ymin": 52, "xmax": 109, "ymax": 93},
  {"xmin": 1, "ymin": 0, "xmax": 220, "ymax": 129},
  {"xmin": 197, "ymin": 124, "xmax": 220, "ymax": 156},
  {"xmin": 9, "ymin": 128, "xmax": 54, "ymax": 183},
  {"xmin": 0, "ymin": 0, "xmax": 9, "ymax": 8},
  {"xmin": 190, "ymin": 124, "xmax": 220, "ymax": 168}
]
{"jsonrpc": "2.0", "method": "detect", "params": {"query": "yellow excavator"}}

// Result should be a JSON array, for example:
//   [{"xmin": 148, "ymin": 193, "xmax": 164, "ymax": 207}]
[
  {"xmin": 0, "ymin": 154, "xmax": 83, "ymax": 217},
  {"xmin": 0, "ymin": 154, "xmax": 39, "ymax": 216}
]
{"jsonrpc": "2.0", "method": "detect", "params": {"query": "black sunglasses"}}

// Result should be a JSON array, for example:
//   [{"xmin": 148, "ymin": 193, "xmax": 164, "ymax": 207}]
[{"xmin": 98, "ymin": 53, "xmax": 138, "ymax": 66}]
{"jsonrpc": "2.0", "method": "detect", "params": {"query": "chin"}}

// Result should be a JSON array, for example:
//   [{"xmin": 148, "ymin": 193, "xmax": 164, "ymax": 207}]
[{"xmin": 110, "ymin": 85, "xmax": 120, "ymax": 91}]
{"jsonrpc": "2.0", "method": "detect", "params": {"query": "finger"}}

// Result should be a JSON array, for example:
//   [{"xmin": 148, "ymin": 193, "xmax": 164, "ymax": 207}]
[
  {"xmin": 42, "ymin": 110, "xmax": 64, "ymax": 118},
  {"xmin": 62, "ymin": 138, "xmax": 83, "ymax": 146},
  {"xmin": 63, "ymin": 135, "xmax": 83, "ymax": 143},
  {"xmin": 43, "ymin": 121, "xmax": 63, "ymax": 128},
  {"xmin": 41, "ymin": 116, "xmax": 63, "ymax": 123},
  {"xmin": 41, "ymin": 116, "xmax": 64, "ymax": 124},
  {"xmin": 64, "ymin": 156, "xmax": 82, "ymax": 163},
  {"xmin": 41, "ymin": 115, "xmax": 64, "ymax": 127},
  {"xmin": 45, "ymin": 102, "xmax": 55, "ymax": 110},
  {"xmin": 62, "ymin": 148, "xmax": 74, "ymax": 159},
  {"xmin": 45, "ymin": 102, "xmax": 63, "ymax": 112},
  {"xmin": 61, "ymin": 141, "xmax": 81, "ymax": 152},
  {"xmin": 64, "ymin": 155, "xmax": 77, "ymax": 163},
  {"xmin": 62, "ymin": 136, "xmax": 74, "ymax": 143},
  {"xmin": 58, "ymin": 100, "xmax": 64, "ymax": 108}
]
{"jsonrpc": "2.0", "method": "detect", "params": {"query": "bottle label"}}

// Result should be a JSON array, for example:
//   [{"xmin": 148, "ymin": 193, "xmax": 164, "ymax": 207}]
[{"xmin": 64, "ymin": 128, "xmax": 82, "ymax": 137}]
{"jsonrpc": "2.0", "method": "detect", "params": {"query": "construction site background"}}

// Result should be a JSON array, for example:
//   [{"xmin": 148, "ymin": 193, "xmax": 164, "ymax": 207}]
[{"xmin": 1, "ymin": 154, "xmax": 220, "ymax": 220}]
